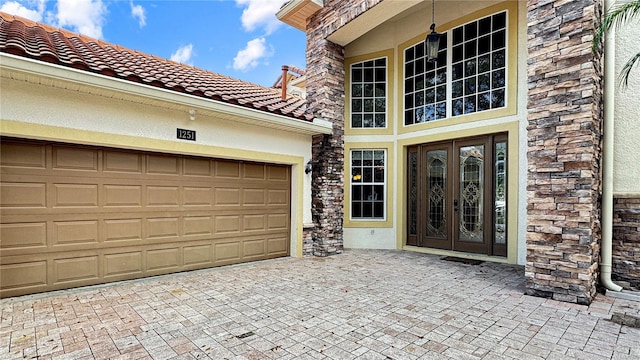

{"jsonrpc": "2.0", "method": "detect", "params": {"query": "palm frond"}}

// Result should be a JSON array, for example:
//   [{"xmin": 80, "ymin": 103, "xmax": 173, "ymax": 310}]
[
  {"xmin": 618, "ymin": 52, "xmax": 640, "ymax": 88},
  {"xmin": 593, "ymin": 0, "xmax": 640, "ymax": 52}
]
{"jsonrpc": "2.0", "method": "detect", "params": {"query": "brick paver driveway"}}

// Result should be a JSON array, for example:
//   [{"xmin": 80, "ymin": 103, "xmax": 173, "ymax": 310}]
[{"xmin": 1, "ymin": 250, "xmax": 639, "ymax": 359}]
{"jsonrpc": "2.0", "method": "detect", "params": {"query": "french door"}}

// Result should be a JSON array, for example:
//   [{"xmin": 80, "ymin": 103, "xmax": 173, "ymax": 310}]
[{"xmin": 407, "ymin": 134, "xmax": 507, "ymax": 256}]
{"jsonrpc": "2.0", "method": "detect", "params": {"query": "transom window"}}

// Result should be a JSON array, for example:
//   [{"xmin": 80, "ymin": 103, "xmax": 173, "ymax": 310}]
[
  {"xmin": 404, "ymin": 10, "xmax": 507, "ymax": 125},
  {"xmin": 351, "ymin": 149, "xmax": 386, "ymax": 219},
  {"xmin": 351, "ymin": 58, "xmax": 387, "ymax": 128}
]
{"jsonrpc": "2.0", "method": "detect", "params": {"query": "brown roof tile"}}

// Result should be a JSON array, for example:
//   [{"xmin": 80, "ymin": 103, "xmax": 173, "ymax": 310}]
[{"xmin": 0, "ymin": 12, "xmax": 311, "ymax": 121}]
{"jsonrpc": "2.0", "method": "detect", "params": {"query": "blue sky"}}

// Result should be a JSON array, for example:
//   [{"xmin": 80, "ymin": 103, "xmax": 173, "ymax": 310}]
[{"xmin": 0, "ymin": 0, "xmax": 307, "ymax": 87}]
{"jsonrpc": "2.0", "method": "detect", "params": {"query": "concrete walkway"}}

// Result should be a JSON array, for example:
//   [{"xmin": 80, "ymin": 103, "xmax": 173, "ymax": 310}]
[{"xmin": 1, "ymin": 250, "xmax": 639, "ymax": 359}]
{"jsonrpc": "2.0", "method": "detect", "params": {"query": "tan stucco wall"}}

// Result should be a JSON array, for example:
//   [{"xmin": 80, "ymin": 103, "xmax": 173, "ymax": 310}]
[
  {"xmin": 613, "ymin": 19, "xmax": 640, "ymax": 194},
  {"xmin": 0, "ymin": 75, "xmax": 315, "ymax": 257}
]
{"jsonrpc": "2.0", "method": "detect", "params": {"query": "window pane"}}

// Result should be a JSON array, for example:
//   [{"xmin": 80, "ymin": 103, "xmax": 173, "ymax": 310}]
[
  {"xmin": 492, "ymin": 69, "xmax": 506, "ymax": 88},
  {"xmin": 375, "ymin": 114, "xmax": 386, "ymax": 128},
  {"xmin": 478, "ymin": 73, "xmax": 490, "ymax": 92},
  {"xmin": 363, "ymin": 114, "xmax": 373, "ymax": 127},
  {"xmin": 478, "ymin": 54, "xmax": 491, "ymax": 73},
  {"xmin": 353, "ymin": 69, "xmax": 362, "ymax": 82},
  {"xmin": 493, "ymin": 49, "xmax": 505, "ymax": 68},
  {"xmin": 352, "ymin": 99, "xmax": 362, "ymax": 112},
  {"xmin": 492, "ymin": 29, "xmax": 506, "ymax": 50},
  {"xmin": 452, "ymin": 80, "xmax": 463, "ymax": 98},
  {"xmin": 491, "ymin": 89, "xmax": 505, "ymax": 108},
  {"xmin": 453, "ymin": 45, "xmax": 463, "ymax": 62},
  {"xmin": 465, "ymin": 22, "xmax": 477, "ymax": 39},
  {"xmin": 352, "ymin": 114, "xmax": 362, "ymax": 127},
  {"xmin": 375, "ymin": 58, "xmax": 386, "ymax": 67},
  {"xmin": 478, "ymin": 92, "xmax": 491, "ymax": 111},
  {"xmin": 375, "ymin": 68, "xmax": 385, "ymax": 82},
  {"xmin": 465, "ymin": 39, "xmax": 477, "ymax": 58},
  {"xmin": 479, "ymin": 17, "xmax": 491, "ymax": 35},
  {"xmin": 493, "ymin": 12, "xmax": 506, "ymax": 30},
  {"xmin": 352, "ymin": 84, "xmax": 362, "ymax": 97}
]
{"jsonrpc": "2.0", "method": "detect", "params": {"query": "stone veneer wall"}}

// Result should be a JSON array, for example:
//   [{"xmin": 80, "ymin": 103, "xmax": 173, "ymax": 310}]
[
  {"xmin": 612, "ymin": 196, "xmax": 640, "ymax": 290},
  {"xmin": 305, "ymin": 0, "xmax": 383, "ymax": 256},
  {"xmin": 525, "ymin": 0, "xmax": 604, "ymax": 304}
]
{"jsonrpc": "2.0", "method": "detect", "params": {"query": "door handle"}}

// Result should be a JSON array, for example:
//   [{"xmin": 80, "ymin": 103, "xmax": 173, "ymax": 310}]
[{"xmin": 454, "ymin": 199, "xmax": 459, "ymax": 212}]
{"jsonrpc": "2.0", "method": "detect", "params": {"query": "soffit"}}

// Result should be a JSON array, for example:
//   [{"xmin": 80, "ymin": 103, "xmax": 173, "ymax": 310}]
[
  {"xmin": 277, "ymin": 0, "xmax": 323, "ymax": 31},
  {"xmin": 327, "ymin": 0, "xmax": 422, "ymax": 46}
]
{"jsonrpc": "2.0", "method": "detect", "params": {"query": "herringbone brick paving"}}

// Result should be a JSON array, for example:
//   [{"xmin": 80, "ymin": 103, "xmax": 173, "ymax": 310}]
[{"xmin": 1, "ymin": 250, "xmax": 639, "ymax": 359}]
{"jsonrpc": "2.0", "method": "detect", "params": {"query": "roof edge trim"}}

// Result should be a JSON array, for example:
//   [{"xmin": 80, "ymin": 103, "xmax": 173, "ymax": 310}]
[{"xmin": 1, "ymin": 53, "xmax": 332, "ymax": 136}]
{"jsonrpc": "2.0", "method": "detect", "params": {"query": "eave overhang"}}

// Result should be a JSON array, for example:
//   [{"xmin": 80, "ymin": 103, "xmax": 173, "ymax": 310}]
[
  {"xmin": 326, "ymin": 0, "xmax": 421, "ymax": 46},
  {"xmin": 276, "ymin": 0, "xmax": 323, "ymax": 31},
  {"xmin": 0, "ymin": 53, "xmax": 332, "ymax": 136}
]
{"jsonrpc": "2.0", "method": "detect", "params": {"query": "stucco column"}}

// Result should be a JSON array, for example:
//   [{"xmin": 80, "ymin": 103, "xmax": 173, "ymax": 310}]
[
  {"xmin": 525, "ymin": 0, "xmax": 604, "ymax": 304},
  {"xmin": 305, "ymin": 13, "xmax": 346, "ymax": 257}
]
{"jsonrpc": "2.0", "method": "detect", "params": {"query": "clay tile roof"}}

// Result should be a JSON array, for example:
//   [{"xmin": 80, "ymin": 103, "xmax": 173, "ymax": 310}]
[{"xmin": 0, "ymin": 12, "xmax": 312, "ymax": 121}]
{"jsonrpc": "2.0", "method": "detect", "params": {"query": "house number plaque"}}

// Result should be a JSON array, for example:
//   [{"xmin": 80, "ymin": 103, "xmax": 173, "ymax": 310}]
[{"xmin": 177, "ymin": 128, "xmax": 196, "ymax": 141}]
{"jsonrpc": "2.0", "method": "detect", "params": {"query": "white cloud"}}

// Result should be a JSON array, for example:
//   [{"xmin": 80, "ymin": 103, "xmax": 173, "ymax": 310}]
[
  {"xmin": 0, "ymin": 0, "xmax": 45, "ymax": 22},
  {"xmin": 170, "ymin": 44, "xmax": 194, "ymax": 65},
  {"xmin": 235, "ymin": 0, "xmax": 287, "ymax": 35},
  {"xmin": 130, "ymin": 1, "xmax": 145, "ymax": 28},
  {"xmin": 55, "ymin": 0, "xmax": 107, "ymax": 39},
  {"xmin": 233, "ymin": 37, "xmax": 273, "ymax": 72}
]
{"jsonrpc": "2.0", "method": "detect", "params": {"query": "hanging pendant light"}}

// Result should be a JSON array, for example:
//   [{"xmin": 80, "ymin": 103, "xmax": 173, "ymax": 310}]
[{"xmin": 426, "ymin": 0, "xmax": 441, "ymax": 62}]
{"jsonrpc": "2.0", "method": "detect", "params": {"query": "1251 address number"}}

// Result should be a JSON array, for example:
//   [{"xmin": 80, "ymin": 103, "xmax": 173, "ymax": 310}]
[{"xmin": 177, "ymin": 128, "xmax": 196, "ymax": 141}]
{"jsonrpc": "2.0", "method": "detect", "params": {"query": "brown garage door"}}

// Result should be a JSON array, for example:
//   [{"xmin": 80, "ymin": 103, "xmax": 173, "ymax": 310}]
[{"xmin": 0, "ymin": 138, "xmax": 291, "ymax": 297}]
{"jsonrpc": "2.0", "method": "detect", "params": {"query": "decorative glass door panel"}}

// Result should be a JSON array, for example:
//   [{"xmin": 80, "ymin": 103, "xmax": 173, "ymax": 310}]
[
  {"xmin": 458, "ymin": 145, "xmax": 484, "ymax": 243},
  {"xmin": 426, "ymin": 150, "xmax": 447, "ymax": 239},
  {"xmin": 406, "ymin": 134, "xmax": 507, "ymax": 256}
]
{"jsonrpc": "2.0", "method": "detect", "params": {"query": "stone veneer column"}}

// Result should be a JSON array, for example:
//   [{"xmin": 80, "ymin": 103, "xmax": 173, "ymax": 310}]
[
  {"xmin": 526, "ymin": 0, "xmax": 604, "ymax": 304},
  {"xmin": 304, "ymin": 0, "xmax": 384, "ymax": 256}
]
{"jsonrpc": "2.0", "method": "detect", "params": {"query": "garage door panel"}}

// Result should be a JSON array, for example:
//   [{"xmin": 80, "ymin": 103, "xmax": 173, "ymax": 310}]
[
  {"xmin": 243, "ymin": 188, "xmax": 266, "ymax": 205},
  {"xmin": 268, "ymin": 166, "xmax": 288, "ymax": 181},
  {"xmin": 53, "ymin": 220, "xmax": 99, "ymax": 246},
  {"xmin": 184, "ymin": 187, "xmax": 213, "ymax": 207},
  {"xmin": 147, "ymin": 248, "xmax": 180, "ymax": 271},
  {"xmin": 0, "ymin": 222, "xmax": 47, "ymax": 249},
  {"xmin": 268, "ymin": 237, "xmax": 288, "ymax": 255},
  {"xmin": 214, "ymin": 242, "xmax": 241, "ymax": 262},
  {"xmin": 243, "ymin": 163, "xmax": 266, "ymax": 179},
  {"xmin": 184, "ymin": 244, "xmax": 212, "ymax": 266},
  {"xmin": 243, "ymin": 239, "xmax": 267, "ymax": 258},
  {"xmin": 1, "ymin": 139, "xmax": 290, "ymax": 297},
  {"xmin": 215, "ymin": 188, "xmax": 241, "ymax": 206},
  {"xmin": 104, "ymin": 185, "xmax": 143, "ymax": 207},
  {"xmin": 244, "ymin": 215, "xmax": 266, "ymax": 231},
  {"xmin": 268, "ymin": 189, "xmax": 288, "ymax": 205},
  {"xmin": 0, "ymin": 261, "xmax": 47, "ymax": 291},
  {"xmin": 52, "ymin": 184, "xmax": 98, "ymax": 208},
  {"xmin": 267, "ymin": 214, "xmax": 288, "ymax": 230},
  {"xmin": 184, "ymin": 216, "xmax": 212, "ymax": 236},
  {"xmin": 216, "ymin": 161, "xmax": 241, "ymax": 178},
  {"xmin": 53, "ymin": 256, "xmax": 99, "ymax": 284},
  {"xmin": 52, "ymin": 146, "xmax": 98, "ymax": 171},
  {"xmin": 104, "ymin": 251, "xmax": 143, "ymax": 277},
  {"xmin": 146, "ymin": 218, "xmax": 180, "ymax": 239},
  {"xmin": 183, "ymin": 158, "xmax": 212, "ymax": 177},
  {"xmin": 103, "ymin": 151, "xmax": 143, "ymax": 173},
  {"xmin": 0, "ymin": 141, "xmax": 46, "ymax": 169},
  {"xmin": 147, "ymin": 155, "xmax": 180, "ymax": 175},
  {"xmin": 215, "ymin": 215, "xmax": 241, "ymax": 234},
  {"xmin": 0, "ymin": 182, "xmax": 47, "ymax": 208},
  {"xmin": 105, "ymin": 219, "xmax": 143, "ymax": 242},
  {"xmin": 146, "ymin": 186, "xmax": 180, "ymax": 207}
]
